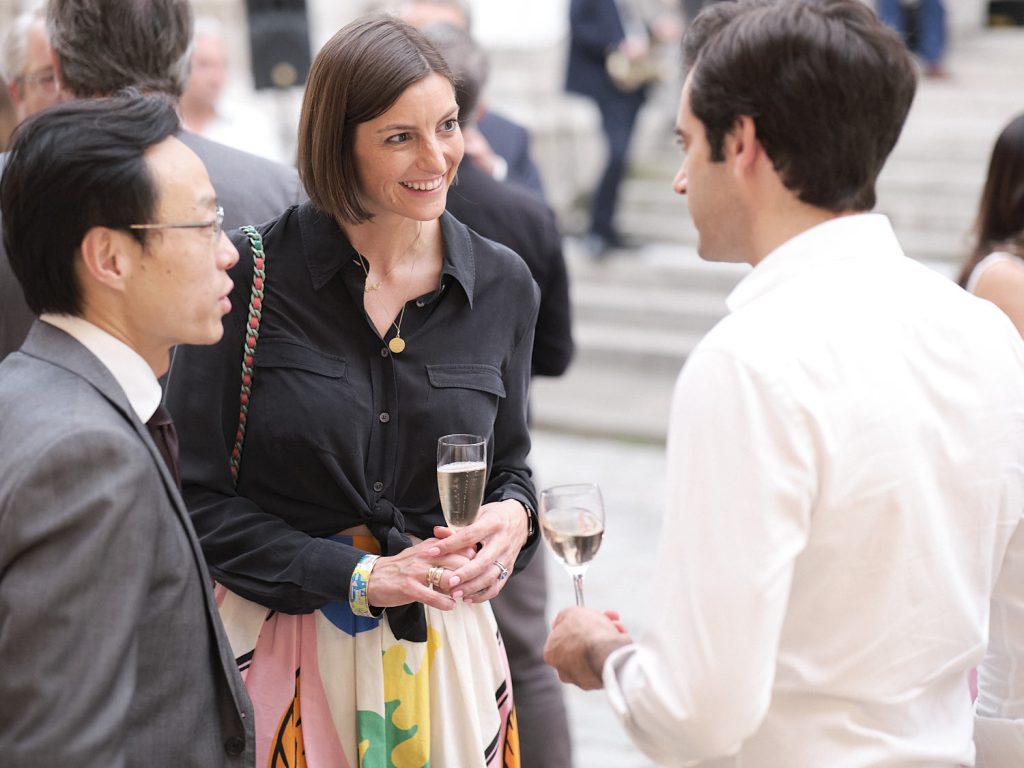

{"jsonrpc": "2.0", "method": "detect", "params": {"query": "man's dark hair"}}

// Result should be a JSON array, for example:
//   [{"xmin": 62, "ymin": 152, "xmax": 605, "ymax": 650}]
[
  {"xmin": 419, "ymin": 22, "xmax": 488, "ymax": 126},
  {"xmin": 297, "ymin": 15, "xmax": 455, "ymax": 225},
  {"xmin": 47, "ymin": 0, "xmax": 193, "ymax": 98},
  {"xmin": 0, "ymin": 92, "xmax": 180, "ymax": 315},
  {"xmin": 684, "ymin": 0, "xmax": 917, "ymax": 212}
]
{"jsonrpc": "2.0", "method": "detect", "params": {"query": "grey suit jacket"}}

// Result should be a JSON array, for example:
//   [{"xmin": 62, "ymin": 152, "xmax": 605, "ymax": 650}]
[
  {"xmin": 0, "ymin": 322, "xmax": 255, "ymax": 767},
  {"xmin": 0, "ymin": 132, "xmax": 305, "ymax": 361}
]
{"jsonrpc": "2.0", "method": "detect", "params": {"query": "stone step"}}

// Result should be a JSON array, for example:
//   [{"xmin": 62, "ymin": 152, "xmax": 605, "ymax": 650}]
[
  {"xmin": 571, "ymin": 282, "xmax": 728, "ymax": 334},
  {"xmin": 531, "ymin": 356, "xmax": 676, "ymax": 443},
  {"xmin": 566, "ymin": 241, "xmax": 748, "ymax": 290}
]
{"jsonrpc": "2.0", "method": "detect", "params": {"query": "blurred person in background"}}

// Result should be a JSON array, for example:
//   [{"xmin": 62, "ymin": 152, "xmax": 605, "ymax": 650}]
[
  {"xmin": 958, "ymin": 113, "xmax": 1024, "ymax": 336},
  {"xmin": 423, "ymin": 20, "xmax": 576, "ymax": 768},
  {"xmin": 1, "ymin": 3, "xmax": 61, "ymax": 124},
  {"xmin": 0, "ymin": 86, "xmax": 16, "ymax": 151},
  {"xmin": 394, "ymin": 0, "xmax": 548, "ymax": 197},
  {"xmin": 877, "ymin": 0, "xmax": 948, "ymax": 78},
  {"xmin": 0, "ymin": 0, "xmax": 305, "ymax": 363},
  {"xmin": 180, "ymin": 16, "xmax": 288, "ymax": 164},
  {"xmin": 165, "ymin": 15, "xmax": 539, "ymax": 767},
  {"xmin": 566, "ymin": 0, "xmax": 654, "ymax": 259}
]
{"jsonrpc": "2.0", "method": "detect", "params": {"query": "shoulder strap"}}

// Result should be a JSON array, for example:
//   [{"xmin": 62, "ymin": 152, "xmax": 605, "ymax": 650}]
[{"xmin": 230, "ymin": 225, "xmax": 266, "ymax": 487}]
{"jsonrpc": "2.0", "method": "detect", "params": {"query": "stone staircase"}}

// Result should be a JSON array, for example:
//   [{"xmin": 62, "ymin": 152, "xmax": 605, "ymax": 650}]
[{"xmin": 527, "ymin": 27, "xmax": 1024, "ymax": 443}]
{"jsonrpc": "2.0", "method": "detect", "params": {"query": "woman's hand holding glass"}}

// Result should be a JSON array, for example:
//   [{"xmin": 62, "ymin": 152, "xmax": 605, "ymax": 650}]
[
  {"xmin": 365, "ymin": 536, "xmax": 475, "ymax": 612},
  {"xmin": 432, "ymin": 499, "xmax": 530, "ymax": 603}
]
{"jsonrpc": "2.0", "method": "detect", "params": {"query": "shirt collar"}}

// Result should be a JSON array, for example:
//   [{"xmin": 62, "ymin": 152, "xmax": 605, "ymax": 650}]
[
  {"xmin": 39, "ymin": 313, "xmax": 162, "ymax": 422},
  {"xmin": 298, "ymin": 204, "xmax": 476, "ymax": 307},
  {"xmin": 726, "ymin": 213, "xmax": 901, "ymax": 312}
]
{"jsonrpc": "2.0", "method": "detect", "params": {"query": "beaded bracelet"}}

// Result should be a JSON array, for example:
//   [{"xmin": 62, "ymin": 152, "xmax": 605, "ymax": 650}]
[{"xmin": 349, "ymin": 554, "xmax": 381, "ymax": 617}]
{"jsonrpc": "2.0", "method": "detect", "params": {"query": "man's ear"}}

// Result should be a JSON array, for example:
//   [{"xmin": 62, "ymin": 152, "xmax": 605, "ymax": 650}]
[
  {"xmin": 79, "ymin": 226, "xmax": 134, "ymax": 292},
  {"xmin": 7, "ymin": 79, "xmax": 21, "ymax": 109},
  {"xmin": 728, "ymin": 115, "xmax": 761, "ymax": 176}
]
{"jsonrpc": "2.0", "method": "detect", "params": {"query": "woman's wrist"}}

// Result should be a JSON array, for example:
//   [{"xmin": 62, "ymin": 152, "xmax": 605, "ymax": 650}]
[{"xmin": 504, "ymin": 498, "xmax": 532, "ymax": 550}]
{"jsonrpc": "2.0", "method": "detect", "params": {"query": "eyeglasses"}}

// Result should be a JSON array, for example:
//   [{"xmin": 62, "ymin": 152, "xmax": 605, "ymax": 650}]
[
  {"xmin": 128, "ymin": 205, "xmax": 225, "ymax": 243},
  {"xmin": 17, "ymin": 67, "xmax": 59, "ymax": 93}
]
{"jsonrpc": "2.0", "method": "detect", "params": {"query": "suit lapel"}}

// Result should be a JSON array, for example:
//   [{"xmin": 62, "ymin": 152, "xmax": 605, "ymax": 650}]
[{"xmin": 19, "ymin": 322, "xmax": 243, "ymax": 690}]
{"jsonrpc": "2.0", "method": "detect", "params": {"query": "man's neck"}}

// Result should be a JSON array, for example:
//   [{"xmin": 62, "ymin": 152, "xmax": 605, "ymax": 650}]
[
  {"xmin": 750, "ymin": 204, "xmax": 855, "ymax": 267},
  {"xmin": 79, "ymin": 303, "xmax": 170, "ymax": 378}
]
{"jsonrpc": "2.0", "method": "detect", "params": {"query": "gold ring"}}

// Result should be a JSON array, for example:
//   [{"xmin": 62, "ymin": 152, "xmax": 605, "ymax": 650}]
[{"xmin": 426, "ymin": 565, "xmax": 444, "ymax": 590}]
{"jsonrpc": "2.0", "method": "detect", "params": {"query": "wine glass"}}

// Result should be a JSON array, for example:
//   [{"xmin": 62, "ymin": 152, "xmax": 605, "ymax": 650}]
[
  {"xmin": 436, "ymin": 434, "xmax": 487, "ymax": 529},
  {"xmin": 539, "ymin": 484, "xmax": 605, "ymax": 607}
]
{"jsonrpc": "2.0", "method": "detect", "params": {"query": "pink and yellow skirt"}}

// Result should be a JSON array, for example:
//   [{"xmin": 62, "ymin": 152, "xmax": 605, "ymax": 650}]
[{"xmin": 215, "ymin": 534, "xmax": 520, "ymax": 768}]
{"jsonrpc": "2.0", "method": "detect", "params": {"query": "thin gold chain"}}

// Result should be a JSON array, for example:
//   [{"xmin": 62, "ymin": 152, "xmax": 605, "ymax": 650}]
[
  {"xmin": 355, "ymin": 224, "xmax": 422, "ymax": 293},
  {"xmin": 357, "ymin": 244, "xmax": 422, "ymax": 352}
]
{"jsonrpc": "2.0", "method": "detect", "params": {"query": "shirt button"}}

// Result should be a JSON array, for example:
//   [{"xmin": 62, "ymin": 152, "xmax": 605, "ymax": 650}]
[
  {"xmin": 224, "ymin": 736, "xmax": 245, "ymax": 756},
  {"xmin": 380, "ymin": 347, "xmax": 389, "ymax": 357},
  {"xmin": 416, "ymin": 299, "xmax": 425, "ymax": 307},
  {"xmin": 379, "ymin": 412, "xmax": 390, "ymax": 423},
  {"xmin": 373, "ymin": 481, "xmax": 384, "ymax": 492}
]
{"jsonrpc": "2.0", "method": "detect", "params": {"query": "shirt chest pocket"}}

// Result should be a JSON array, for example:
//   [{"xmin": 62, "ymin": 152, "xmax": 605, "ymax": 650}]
[
  {"xmin": 424, "ymin": 363, "xmax": 506, "ymax": 437},
  {"xmin": 250, "ymin": 339, "xmax": 349, "ymax": 451}
]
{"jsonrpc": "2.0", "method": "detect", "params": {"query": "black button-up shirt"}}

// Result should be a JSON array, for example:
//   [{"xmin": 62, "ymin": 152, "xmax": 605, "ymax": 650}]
[{"xmin": 166, "ymin": 204, "xmax": 539, "ymax": 640}]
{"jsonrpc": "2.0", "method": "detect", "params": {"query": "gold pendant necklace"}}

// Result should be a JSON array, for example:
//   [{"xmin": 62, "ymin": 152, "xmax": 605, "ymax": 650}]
[
  {"xmin": 357, "ymin": 238, "xmax": 421, "ymax": 355},
  {"xmin": 388, "ymin": 306, "xmax": 407, "ymax": 353}
]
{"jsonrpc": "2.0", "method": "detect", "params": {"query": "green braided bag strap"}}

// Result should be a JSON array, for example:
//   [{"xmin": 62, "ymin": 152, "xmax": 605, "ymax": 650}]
[{"xmin": 230, "ymin": 225, "xmax": 267, "ymax": 487}]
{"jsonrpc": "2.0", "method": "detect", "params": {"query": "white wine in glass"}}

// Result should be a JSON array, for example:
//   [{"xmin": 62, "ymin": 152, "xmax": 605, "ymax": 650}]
[
  {"xmin": 539, "ymin": 484, "xmax": 605, "ymax": 607},
  {"xmin": 437, "ymin": 434, "xmax": 487, "ymax": 528}
]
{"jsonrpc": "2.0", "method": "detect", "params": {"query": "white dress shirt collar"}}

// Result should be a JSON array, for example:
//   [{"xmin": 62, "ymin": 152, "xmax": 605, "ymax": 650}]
[
  {"xmin": 40, "ymin": 313, "xmax": 162, "ymax": 423},
  {"xmin": 727, "ymin": 213, "xmax": 900, "ymax": 312}
]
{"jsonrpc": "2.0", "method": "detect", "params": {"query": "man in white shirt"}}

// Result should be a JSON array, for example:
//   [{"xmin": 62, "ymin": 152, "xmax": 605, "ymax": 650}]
[
  {"xmin": 543, "ymin": 0, "xmax": 1024, "ymax": 765},
  {"xmin": 0, "ymin": 92, "xmax": 252, "ymax": 766}
]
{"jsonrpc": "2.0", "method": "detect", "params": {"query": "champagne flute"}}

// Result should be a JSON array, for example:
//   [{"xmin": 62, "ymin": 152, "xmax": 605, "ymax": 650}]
[
  {"xmin": 539, "ymin": 484, "xmax": 605, "ymax": 607},
  {"xmin": 437, "ymin": 434, "xmax": 487, "ymax": 529}
]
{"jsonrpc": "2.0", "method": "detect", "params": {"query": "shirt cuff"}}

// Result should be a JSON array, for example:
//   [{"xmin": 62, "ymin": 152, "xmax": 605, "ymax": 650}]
[
  {"xmin": 975, "ymin": 714, "xmax": 1024, "ymax": 766},
  {"xmin": 603, "ymin": 642, "xmax": 639, "ymax": 723}
]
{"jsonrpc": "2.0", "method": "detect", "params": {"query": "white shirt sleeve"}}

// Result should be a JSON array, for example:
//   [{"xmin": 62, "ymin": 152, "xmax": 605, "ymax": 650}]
[
  {"xmin": 975, "ymin": 515, "xmax": 1024, "ymax": 766},
  {"xmin": 602, "ymin": 346, "xmax": 817, "ymax": 766}
]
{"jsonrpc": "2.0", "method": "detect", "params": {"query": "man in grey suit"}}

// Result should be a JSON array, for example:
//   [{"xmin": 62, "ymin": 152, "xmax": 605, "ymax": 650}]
[
  {"xmin": 0, "ymin": 92, "xmax": 253, "ymax": 767},
  {"xmin": 0, "ymin": 0, "xmax": 305, "ymax": 361}
]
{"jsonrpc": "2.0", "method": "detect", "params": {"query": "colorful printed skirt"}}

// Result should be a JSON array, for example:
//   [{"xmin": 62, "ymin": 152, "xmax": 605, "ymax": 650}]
[{"xmin": 215, "ymin": 534, "xmax": 520, "ymax": 768}]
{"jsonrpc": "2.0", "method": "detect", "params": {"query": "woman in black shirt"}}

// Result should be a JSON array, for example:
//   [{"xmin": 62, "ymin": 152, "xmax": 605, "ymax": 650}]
[{"xmin": 166, "ymin": 16, "xmax": 539, "ymax": 768}]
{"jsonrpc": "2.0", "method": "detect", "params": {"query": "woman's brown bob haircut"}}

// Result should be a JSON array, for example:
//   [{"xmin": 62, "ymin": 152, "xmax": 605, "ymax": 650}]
[{"xmin": 297, "ymin": 15, "xmax": 455, "ymax": 225}]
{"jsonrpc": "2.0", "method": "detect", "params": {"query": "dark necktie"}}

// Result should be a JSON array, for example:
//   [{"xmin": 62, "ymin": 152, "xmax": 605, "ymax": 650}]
[{"xmin": 146, "ymin": 404, "xmax": 181, "ymax": 488}]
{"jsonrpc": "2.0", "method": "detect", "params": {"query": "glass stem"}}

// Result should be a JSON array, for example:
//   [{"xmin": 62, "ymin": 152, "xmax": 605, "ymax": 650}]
[{"xmin": 572, "ymin": 573, "xmax": 586, "ymax": 607}]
